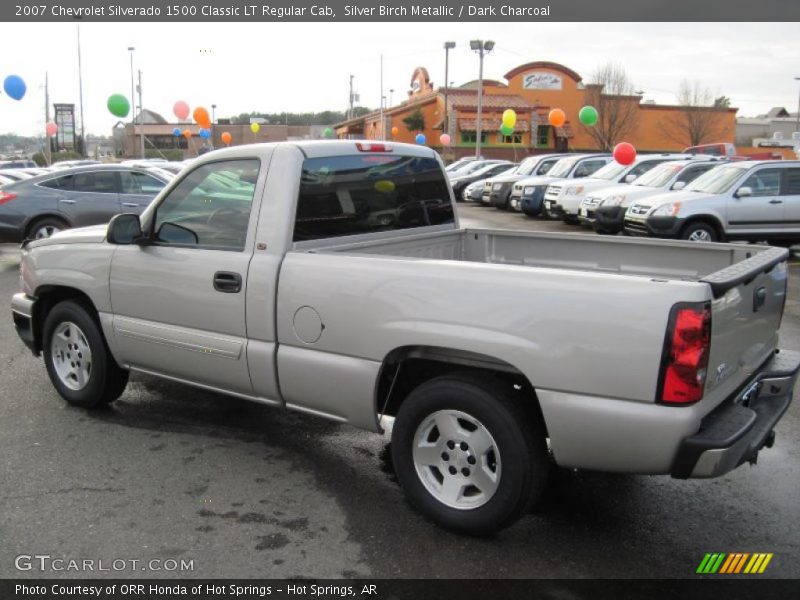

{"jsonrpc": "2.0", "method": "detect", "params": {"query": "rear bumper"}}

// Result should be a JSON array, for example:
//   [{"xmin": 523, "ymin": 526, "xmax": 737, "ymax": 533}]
[
  {"xmin": 671, "ymin": 349, "xmax": 800, "ymax": 479},
  {"xmin": 11, "ymin": 292, "xmax": 38, "ymax": 354}
]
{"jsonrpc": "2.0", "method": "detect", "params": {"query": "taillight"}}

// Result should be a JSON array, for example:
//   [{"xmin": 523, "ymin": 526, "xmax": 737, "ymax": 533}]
[
  {"xmin": 356, "ymin": 142, "xmax": 392, "ymax": 152},
  {"xmin": 658, "ymin": 302, "xmax": 711, "ymax": 404},
  {"xmin": 0, "ymin": 191, "xmax": 18, "ymax": 205}
]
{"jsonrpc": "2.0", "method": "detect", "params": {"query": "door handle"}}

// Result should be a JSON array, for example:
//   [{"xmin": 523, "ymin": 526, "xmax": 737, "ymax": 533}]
[
  {"xmin": 61, "ymin": 199, "xmax": 76, "ymax": 204},
  {"xmin": 121, "ymin": 202, "xmax": 139, "ymax": 207},
  {"xmin": 213, "ymin": 271, "xmax": 242, "ymax": 293},
  {"xmin": 768, "ymin": 199, "xmax": 783, "ymax": 204}
]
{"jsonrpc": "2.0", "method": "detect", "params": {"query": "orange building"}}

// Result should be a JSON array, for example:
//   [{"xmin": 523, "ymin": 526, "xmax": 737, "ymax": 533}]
[{"xmin": 334, "ymin": 62, "xmax": 738, "ymax": 160}]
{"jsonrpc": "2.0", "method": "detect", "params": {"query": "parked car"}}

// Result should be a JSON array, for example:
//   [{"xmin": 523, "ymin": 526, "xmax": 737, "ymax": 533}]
[
  {"xmin": 483, "ymin": 153, "xmax": 568, "ymax": 209},
  {"xmin": 581, "ymin": 158, "xmax": 723, "ymax": 234},
  {"xmin": 12, "ymin": 140, "xmax": 798, "ymax": 536},
  {"xmin": 49, "ymin": 160, "xmax": 102, "ymax": 170},
  {"xmin": 623, "ymin": 160, "xmax": 800, "ymax": 244},
  {"xmin": 545, "ymin": 153, "xmax": 692, "ymax": 223},
  {"xmin": 0, "ymin": 174, "xmax": 16, "ymax": 187},
  {"xmin": 445, "ymin": 156, "xmax": 482, "ymax": 172},
  {"xmin": 0, "ymin": 169, "xmax": 38, "ymax": 182},
  {"xmin": 462, "ymin": 179, "xmax": 486, "ymax": 202},
  {"xmin": 509, "ymin": 154, "xmax": 611, "ymax": 216},
  {"xmin": 0, "ymin": 159, "xmax": 37, "ymax": 169},
  {"xmin": 0, "ymin": 164, "xmax": 173, "ymax": 242},
  {"xmin": 449, "ymin": 161, "xmax": 515, "ymax": 200}
]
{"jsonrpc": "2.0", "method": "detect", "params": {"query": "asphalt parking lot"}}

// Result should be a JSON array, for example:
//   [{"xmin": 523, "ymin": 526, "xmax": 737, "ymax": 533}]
[{"xmin": 1, "ymin": 206, "xmax": 799, "ymax": 579}]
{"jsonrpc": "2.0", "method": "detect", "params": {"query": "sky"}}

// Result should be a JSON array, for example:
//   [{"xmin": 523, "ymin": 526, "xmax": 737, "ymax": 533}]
[{"xmin": 0, "ymin": 21, "xmax": 798, "ymax": 137}]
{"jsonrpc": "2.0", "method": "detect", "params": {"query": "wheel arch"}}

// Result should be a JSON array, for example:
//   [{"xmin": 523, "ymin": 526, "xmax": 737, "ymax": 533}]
[
  {"xmin": 681, "ymin": 214, "xmax": 725, "ymax": 241},
  {"xmin": 24, "ymin": 212, "xmax": 72, "ymax": 238},
  {"xmin": 30, "ymin": 285, "xmax": 100, "ymax": 354}
]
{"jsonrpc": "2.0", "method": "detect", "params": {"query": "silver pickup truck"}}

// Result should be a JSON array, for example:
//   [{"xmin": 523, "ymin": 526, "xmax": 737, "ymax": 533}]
[{"xmin": 11, "ymin": 141, "xmax": 799, "ymax": 535}]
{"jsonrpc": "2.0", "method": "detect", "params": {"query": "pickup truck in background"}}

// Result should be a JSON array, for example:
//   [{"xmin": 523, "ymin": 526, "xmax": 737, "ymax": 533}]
[{"xmin": 11, "ymin": 141, "xmax": 799, "ymax": 535}]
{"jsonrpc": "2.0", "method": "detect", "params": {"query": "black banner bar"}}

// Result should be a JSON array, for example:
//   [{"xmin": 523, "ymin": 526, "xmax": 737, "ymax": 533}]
[{"xmin": 3, "ymin": 0, "xmax": 800, "ymax": 22}]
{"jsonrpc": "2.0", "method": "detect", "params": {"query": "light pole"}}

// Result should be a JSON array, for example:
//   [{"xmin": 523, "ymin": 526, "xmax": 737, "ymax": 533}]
[
  {"xmin": 389, "ymin": 88, "xmax": 394, "ymax": 106},
  {"xmin": 795, "ymin": 77, "xmax": 800, "ymax": 133},
  {"xmin": 211, "ymin": 104, "xmax": 217, "ymax": 146},
  {"xmin": 128, "ymin": 46, "xmax": 136, "ymax": 157},
  {"xmin": 470, "ymin": 40, "xmax": 494, "ymax": 158},
  {"xmin": 443, "ymin": 41, "xmax": 455, "ymax": 147}
]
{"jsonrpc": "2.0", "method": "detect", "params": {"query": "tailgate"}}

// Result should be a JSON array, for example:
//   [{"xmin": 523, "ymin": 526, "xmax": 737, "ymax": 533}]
[{"xmin": 702, "ymin": 246, "xmax": 789, "ymax": 403}]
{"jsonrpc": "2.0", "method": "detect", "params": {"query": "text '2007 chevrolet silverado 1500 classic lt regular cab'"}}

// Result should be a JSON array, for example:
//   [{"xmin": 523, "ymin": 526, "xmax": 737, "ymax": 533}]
[{"xmin": 11, "ymin": 141, "xmax": 800, "ymax": 535}]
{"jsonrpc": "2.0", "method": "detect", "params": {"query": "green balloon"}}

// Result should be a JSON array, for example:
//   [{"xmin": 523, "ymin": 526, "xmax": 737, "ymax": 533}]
[
  {"xmin": 500, "ymin": 123, "xmax": 514, "ymax": 136},
  {"xmin": 579, "ymin": 105, "xmax": 598, "ymax": 126},
  {"xmin": 107, "ymin": 94, "xmax": 130, "ymax": 118},
  {"xmin": 323, "ymin": 127, "xmax": 334, "ymax": 139}
]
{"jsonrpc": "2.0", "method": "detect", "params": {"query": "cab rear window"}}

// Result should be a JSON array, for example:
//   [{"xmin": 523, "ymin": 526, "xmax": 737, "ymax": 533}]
[{"xmin": 294, "ymin": 155, "xmax": 453, "ymax": 242}]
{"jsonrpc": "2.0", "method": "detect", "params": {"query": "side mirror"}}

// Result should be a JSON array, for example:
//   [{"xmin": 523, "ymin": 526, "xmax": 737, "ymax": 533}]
[
  {"xmin": 107, "ymin": 213, "xmax": 143, "ymax": 245},
  {"xmin": 624, "ymin": 174, "xmax": 637, "ymax": 183},
  {"xmin": 735, "ymin": 186, "xmax": 752, "ymax": 198},
  {"xmin": 671, "ymin": 181, "xmax": 687, "ymax": 191}
]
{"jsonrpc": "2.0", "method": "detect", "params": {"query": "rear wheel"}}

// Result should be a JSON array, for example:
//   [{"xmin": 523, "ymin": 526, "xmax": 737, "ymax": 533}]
[
  {"xmin": 43, "ymin": 300, "xmax": 128, "ymax": 408},
  {"xmin": 392, "ymin": 374, "xmax": 549, "ymax": 535},
  {"xmin": 28, "ymin": 216, "xmax": 69, "ymax": 240},
  {"xmin": 681, "ymin": 221, "xmax": 718, "ymax": 243}
]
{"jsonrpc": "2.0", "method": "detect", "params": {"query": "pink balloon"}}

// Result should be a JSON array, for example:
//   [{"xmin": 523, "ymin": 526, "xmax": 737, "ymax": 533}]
[
  {"xmin": 45, "ymin": 122, "xmax": 58, "ymax": 137},
  {"xmin": 173, "ymin": 100, "xmax": 190, "ymax": 121},
  {"xmin": 440, "ymin": 133, "xmax": 451, "ymax": 146}
]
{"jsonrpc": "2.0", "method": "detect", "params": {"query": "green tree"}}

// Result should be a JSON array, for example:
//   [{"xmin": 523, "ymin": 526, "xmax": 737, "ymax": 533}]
[{"xmin": 403, "ymin": 106, "xmax": 425, "ymax": 132}]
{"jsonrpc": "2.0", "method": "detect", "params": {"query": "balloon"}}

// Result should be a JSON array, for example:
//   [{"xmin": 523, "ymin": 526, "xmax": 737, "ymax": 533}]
[
  {"xmin": 323, "ymin": 127, "xmax": 334, "ymax": 139},
  {"xmin": 173, "ymin": 100, "xmax": 190, "ymax": 120},
  {"xmin": 613, "ymin": 142, "xmax": 637, "ymax": 165},
  {"xmin": 45, "ymin": 122, "xmax": 58, "ymax": 137},
  {"xmin": 172, "ymin": 127, "xmax": 182, "ymax": 137},
  {"xmin": 502, "ymin": 109, "xmax": 517, "ymax": 128},
  {"xmin": 199, "ymin": 128, "xmax": 211, "ymax": 139},
  {"xmin": 374, "ymin": 180, "xmax": 396, "ymax": 194},
  {"xmin": 500, "ymin": 124, "xmax": 513, "ymax": 136},
  {"xmin": 391, "ymin": 126, "xmax": 399, "ymax": 137},
  {"xmin": 193, "ymin": 107, "xmax": 211, "ymax": 128},
  {"xmin": 250, "ymin": 122, "xmax": 260, "ymax": 134},
  {"xmin": 3, "ymin": 75, "xmax": 26, "ymax": 101},
  {"xmin": 579, "ymin": 105, "xmax": 599, "ymax": 127},
  {"xmin": 107, "ymin": 94, "xmax": 130, "ymax": 118},
  {"xmin": 439, "ymin": 133, "xmax": 451, "ymax": 145},
  {"xmin": 415, "ymin": 133, "xmax": 426, "ymax": 145},
  {"xmin": 221, "ymin": 132, "xmax": 232, "ymax": 145},
  {"xmin": 548, "ymin": 108, "xmax": 566, "ymax": 127},
  {"xmin": 182, "ymin": 129, "xmax": 192, "ymax": 139}
]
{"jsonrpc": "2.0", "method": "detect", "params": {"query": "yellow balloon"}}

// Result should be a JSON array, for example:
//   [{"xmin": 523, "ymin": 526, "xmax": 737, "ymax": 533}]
[
  {"xmin": 502, "ymin": 109, "xmax": 517, "ymax": 128},
  {"xmin": 374, "ymin": 180, "xmax": 396, "ymax": 194},
  {"xmin": 250, "ymin": 122, "xmax": 260, "ymax": 134}
]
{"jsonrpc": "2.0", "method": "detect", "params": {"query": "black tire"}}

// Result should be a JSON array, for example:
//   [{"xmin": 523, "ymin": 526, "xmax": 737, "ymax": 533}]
[
  {"xmin": 42, "ymin": 300, "xmax": 128, "ymax": 408},
  {"xmin": 27, "ymin": 216, "xmax": 69, "ymax": 240},
  {"xmin": 681, "ymin": 221, "xmax": 718, "ymax": 243},
  {"xmin": 391, "ymin": 373, "xmax": 549, "ymax": 535}
]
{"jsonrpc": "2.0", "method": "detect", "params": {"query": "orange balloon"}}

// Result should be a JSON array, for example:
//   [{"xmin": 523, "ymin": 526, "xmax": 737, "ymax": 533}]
[
  {"xmin": 193, "ymin": 107, "xmax": 211, "ymax": 129},
  {"xmin": 182, "ymin": 129, "xmax": 192, "ymax": 139},
  {"xmin": 548, "ymin": 108, "xmax": 566, "ymax": 128},
  {"xmin": 391, "ymin": 126, "xmax": 399, "ymax": 136},
  {"xmin": 221, "ymin": 131, "xmax": 232, "ymax": 145}
]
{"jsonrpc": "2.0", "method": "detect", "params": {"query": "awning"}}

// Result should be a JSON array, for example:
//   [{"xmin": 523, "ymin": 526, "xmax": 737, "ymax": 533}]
[{"xmin": 458, "ymin": 118, "xmax": 530, "ymax": 132}]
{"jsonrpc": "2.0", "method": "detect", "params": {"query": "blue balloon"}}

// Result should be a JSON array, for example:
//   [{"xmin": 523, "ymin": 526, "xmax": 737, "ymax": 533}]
[
  {"xmin": 3, "ymin": 75, "xmax": 26, "ymax": 101},
  {"xmin": 415, "ymin": 133, "xmax": 426, "ymax": 145},
  {"xmin": 199, "ymin": 128, "xmax": 211, "ymax": 139},
  {"xmin": 172, "ymin": 127, "xmax": 182, "ymax": 137}
]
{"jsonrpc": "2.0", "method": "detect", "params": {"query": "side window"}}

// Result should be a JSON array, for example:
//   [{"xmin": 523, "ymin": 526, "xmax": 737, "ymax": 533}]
[
  {"xmin": 741, "ymin": 169, "xmax": 781, "ymax": 197},
  {"xmin": 575, "ymin": 159, "xmax": 607, "ymax": 177},
  {"xmin": 152, "ymin": 159, "xmax": 259, "ymax": 251},
  {"xmin": 628, "ymin": 160, "xmax": 665, "ymax": 178},
  {"xmin": 72, "ymin": 171, "xmax": 117, "ymax": 193},
  {"xmin": 120, "ymin": 171, "xmax": 166, "ymax": 195},
  {"xmin": 783, "ymin": 168, "xmax": 800, "ymax": 195},
  {"xmin": 676, "ymin": 165, "xmax": 713, "ymax": 184},
  {"xmin": 39, "ymin": 175, "xmax": 74, "ymax": 190}
]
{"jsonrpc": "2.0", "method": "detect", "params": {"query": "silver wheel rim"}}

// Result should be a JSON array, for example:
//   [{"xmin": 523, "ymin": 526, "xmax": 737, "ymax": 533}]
[
  {"xmin": 687, "ymin": 229, "xmax": 713, "ymax": 242},
  {"xmin": 412, "ymin": 409, "xmax": 501, "ymax": 510},
  {"xmin": 34, "ymin": 224, "xmax": 61, "ymax": 239},
  {"xmin": 50, "ymin": 321, "xmax": 92, "ymax": 391}
]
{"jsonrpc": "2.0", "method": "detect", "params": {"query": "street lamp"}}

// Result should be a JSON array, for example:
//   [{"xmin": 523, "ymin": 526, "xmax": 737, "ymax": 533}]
[
  {"xmin": 127, "ymin": 46, "xmax": 136, "ymax": 157},
  {"xmin": 389, "ymin": 88, "xmax": 394, "ymax": 106},
  {"xmin": 470, "ymin": 40, "xmax": 494, "ymax": 158},
  {"xmin": 443, "ymin": 42, "xmax": 455, "ymax": 143},
  {"xmin": 795, "ymin": 77, "xmax": 800, "ymax": 133},
  {"xmin": 211, "ymin": 104, "xmax": 217, "ymax": 146}
]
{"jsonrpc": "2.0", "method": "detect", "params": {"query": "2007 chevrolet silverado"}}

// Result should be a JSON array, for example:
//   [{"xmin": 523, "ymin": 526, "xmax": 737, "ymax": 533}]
[{"xmin": 11, "ymin": 141, "xmax": 800, "ymax": 535}]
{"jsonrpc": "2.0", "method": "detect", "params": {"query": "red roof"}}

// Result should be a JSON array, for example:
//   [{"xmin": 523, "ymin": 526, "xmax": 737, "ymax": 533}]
[
  {"xmin": 449, "ymin": 93, "xmax": 535, "ymax": 111},
  {"xmin": 458, "ymin": 118, "xmax": 530, "ymax": 132}
]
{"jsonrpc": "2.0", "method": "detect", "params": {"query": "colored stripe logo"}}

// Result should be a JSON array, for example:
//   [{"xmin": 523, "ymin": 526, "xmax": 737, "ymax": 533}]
[{"xmin": 697, "ymin": 553, "xmax": 773, "ymax": 574}]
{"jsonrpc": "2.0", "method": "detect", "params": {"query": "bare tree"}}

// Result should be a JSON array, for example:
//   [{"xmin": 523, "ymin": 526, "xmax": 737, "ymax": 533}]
[
  {"xmin": 660, "ymin": 80, "xmax": 731, "ymax": 147},
  {"xmin": 582, "ymin": 63, "xmax": 641, "ymax": 151}
]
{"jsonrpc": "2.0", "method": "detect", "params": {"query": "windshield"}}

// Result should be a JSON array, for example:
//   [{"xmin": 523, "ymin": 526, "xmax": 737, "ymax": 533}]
[
  {"xmin": 685, "ymin": 165, "xmax": 746, "ymax": 194},
  {"xmin": 590, "ymin": 161, "xmax": 628, "ymax": 181},
  {"xmin": 473, "ymin": 163, "xmax": 511, "ymax": 176},
  {"xmin": 547, "ymin": 157, "xmax": 579, "ymax": 178},
  {"xmin": 515, "ymin": 157, "xmax": 541, "ymax": 176},
  {"xmin": 632, "ymin": 163, "xmax": 685, "ymax": 188}
]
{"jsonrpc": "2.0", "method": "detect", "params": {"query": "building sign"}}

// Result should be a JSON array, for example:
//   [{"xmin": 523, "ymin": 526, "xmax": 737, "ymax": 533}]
[{"xmin": 522, "ymin": 72, "xmax": 562, "ymax": 90}]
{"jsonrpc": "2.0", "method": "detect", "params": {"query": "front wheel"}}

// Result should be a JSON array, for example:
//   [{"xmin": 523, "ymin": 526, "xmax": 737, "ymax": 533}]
[
  {"xmin": 391, "ymin": 374, "xmax": 549, "ymax": 535},
  {"xmin": 681, "ymin": 222, "xmax": 718, "ymax": 243},
  {"xmin": 43, "ymin": 300, "xmax": 129, "ymax": 408}
]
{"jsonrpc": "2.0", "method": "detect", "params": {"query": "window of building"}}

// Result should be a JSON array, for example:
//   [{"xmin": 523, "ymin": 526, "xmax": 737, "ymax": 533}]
[
  {"xmin": 499, "ymin": 134, "xmax": 523, "ymax": 144},
  {"xmin": 536, "ymin": 126, "xmax": 550, "ymax": 147},
  {"xmin": 460, "ymin": 131, "xmax": 488, "ymax": 144}
]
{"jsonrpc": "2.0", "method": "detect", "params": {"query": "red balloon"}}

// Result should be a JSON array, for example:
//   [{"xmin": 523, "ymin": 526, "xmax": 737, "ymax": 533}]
[
  {"xmin": 173, "ymin": 100, "xmax": 190, "ymax": 121},
  {"xmin": 45, "ymin": 122, "xmax": 58, "ymax": 137},
  {"xmin": 613, "ymin": 142, "xmax": 636, "ymax": 165}
]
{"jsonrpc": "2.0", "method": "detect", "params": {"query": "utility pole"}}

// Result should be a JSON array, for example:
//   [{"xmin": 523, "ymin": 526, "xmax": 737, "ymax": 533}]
[
  {"xmin": 443, "ymin": 42, "xmax": 455, "ymax": 144},
  {"xmin": 470, "ymin": 40, "xmax": 494, "ymax": 158},
  {"xmin": 380, "ymin": 54, "xmax": 384, "ymax": 140},
  {"xmin": 348, "ymin": 74, "xmax": 354, "ymax": 120},
  {"xmin": 77, "ymin": 24, "xmax": 86, "ymax": 157},
  {"xmin": 44, "ymin": 72, "xmax": 51, "ymax": 166},
  {"xmin": 138, "ymin": 70, "xmax": 145, "ymax": 158}
]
